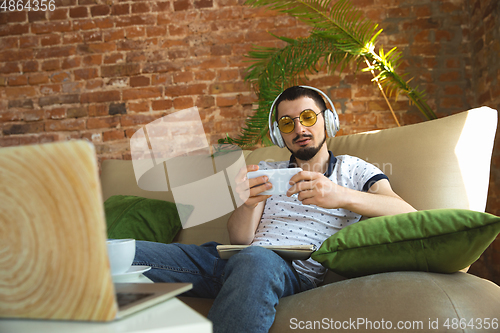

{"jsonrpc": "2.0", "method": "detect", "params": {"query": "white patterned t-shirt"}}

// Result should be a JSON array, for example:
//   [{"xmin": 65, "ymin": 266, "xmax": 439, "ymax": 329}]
[{"xmin": 250, "ymin": 153, "xmax": 388, "ymax": 286}]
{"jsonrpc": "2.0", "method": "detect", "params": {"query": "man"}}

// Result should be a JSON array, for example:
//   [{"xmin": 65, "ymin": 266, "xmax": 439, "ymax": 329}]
[{"xmin": 134, "ymin": 86, "xmax": 415, "ymax": 333}]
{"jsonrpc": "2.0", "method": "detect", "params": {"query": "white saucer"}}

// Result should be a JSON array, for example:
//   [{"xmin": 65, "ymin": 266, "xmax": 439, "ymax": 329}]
[{"xmin": 112, "ymin": 265, "xmax": 151, "ymax": 282}]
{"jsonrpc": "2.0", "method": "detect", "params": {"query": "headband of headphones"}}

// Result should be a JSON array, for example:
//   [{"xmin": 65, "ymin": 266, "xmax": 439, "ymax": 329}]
[{"xmin": 268, "ymin": 85, "xmax": 339, "ymax": 147}]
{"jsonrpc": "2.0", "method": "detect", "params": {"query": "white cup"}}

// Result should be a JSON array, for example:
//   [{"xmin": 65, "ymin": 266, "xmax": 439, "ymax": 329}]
[{"xmin": 106, "ymin": 239, "xmax": 136, "ymax": 275}]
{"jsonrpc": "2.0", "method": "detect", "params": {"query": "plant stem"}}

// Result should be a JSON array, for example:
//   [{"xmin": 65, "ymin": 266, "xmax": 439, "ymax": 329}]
[{"xmin": 364, "ymin": 57, "xmax": 400, "ymax": 127}]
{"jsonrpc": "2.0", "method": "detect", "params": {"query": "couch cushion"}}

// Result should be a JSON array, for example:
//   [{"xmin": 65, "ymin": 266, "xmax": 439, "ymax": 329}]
[
  {"xmin": 105, "ymin": 195, "xmax": 193, "ymax": 244},
  {"xmin": 311, "ymin": 209, "xmax": 500, "ymax": 278}
]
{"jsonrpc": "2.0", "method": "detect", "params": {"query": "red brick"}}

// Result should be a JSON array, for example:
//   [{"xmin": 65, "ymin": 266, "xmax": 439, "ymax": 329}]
[
  {"xmin": 86, "ymin": 79, "xmax": 103, "ymax": 90},
  {"xmin": 50, "ymin": 71, "xmax": 71, "ymax": 83},
  {"xmin": 82, "ymin": 31, "xmax": 103, "ymax": 43},
  {"xmin": 147, "ymin": 26, "xmax": 167, "ymax": 37},
  {"xmin": 101, "ymin": 63, "xmax": 141, "ymax": 77},
  {"xmin": 8, "ymin": 75, "xmax": 28, "ymax": 86},
  {"xmin": 81, "ymin": 90, "xmax": 121, "ymax": 103},
  {"xmin": 0, "ymin": 23, "xmax": 29, "ymax": 36},
  {"xmin": 88, "ymin": 104, "xmax": 108, "ymax": 117},
  {"xmin": 121, "ymin": 114, "xmax": 160, "ymax": 127},
  {"xmin": 0, "ymin": 137, "xmax": 20, "ymax": 147},
  {"xmin": 48, "ymin": 8, "xmax": 69, "ymax": 21},
  {"xmin": 152, "ymin": 99, "xmax": 173, "ymax": 111},
  {"xmin": 104, "ymin": 53, "xmax": 124, "ymax": 64},
  {"xmin": 217, "ymin": 96, "xmax": 238, "ymax": 107},
  {"xmin": 115, "ymin": 14, "xmax": 155, "ymax": 27},
  {"xmin": 42, "ymin": 59, "xmax": 61, "ymax": 72},
  {"xmin": 32, "ymin": 21, "xmax": 72, "ymax": 34},
  {"xmin": 87, "ymin": 116, "xmax": 121, "ymax": 129},
  {"xmin": 45, "ymin": 108, "xmax": 66, "ymax": 119},
  {"xmin": 444, "ymin": 85, "xmax": 464, "ymax": 95},
  {"xmin": 126, "ymin": 51, "xmax": 147, "ymax": 63},
  {"xmin": 1, "ymin": 10, "xmax": 26, "ymax": 23},
  {"xmin": 35, "ymin": 46, "xmax": 76, "ymax": 59},
  {"xmin": 62, "ymin": 32, "xmax": 83, "ymax": 44},
  {"xmin": 125, "ymin": 26, "xmax": 146, "ymax": 39},
  {"xmin": 103, "ymin": 29, "xmax": 125, "ymax": 42},
  {"xmin": 103, "ymin": 129, "xmax": 125, "ymax": 142},
  {"xmin": 174, "ymin": 0, "xmax": 191, "ymax": 11},
  {"xmin": 209, "ymin": 82, "xmax": 248, "ymax": 94},
  {"xmin": 62, "ymin": 82, "xmax": 85, "ymax": 94},
  {"xmin": 91, "ymin": 5, "xmax": 111, "ymax": 17},
  {"xmin": 111, "ymin": 4, "xmax": 130, "ymax": 15},
  {"xmin": 132, "ymin": 2, "xmax": 151, "ymax": 13},
  {"xmin": 40, "ymin": 84, "xmax": 62, "ymax": 95},
  {"xmin": 0, "ymin": 49, "xmax": 34, "ymax": 62},
  {"xmin": 196, "ymin": 96, "xmax": 215, "ymax": 108},
  {"xmin": 123, "ymin": 87, "xmax": 163, "ymax": 100},
  {"xmin": 23, "ymin": 110, "xmax": 45, "ymax": 122},
  {"xmin": 62, "ymin": 57, "xmax": 81, "ymax": 69},
  {"xmin": 0, "ymin": 37, "xmax": 18, "ymax": 50},
  {"xmin": 3, "ymin": 122, "xmax": 44, "ymax": 135},
  {"xmin": 436, "ymin": 30, "xmax": 454, "ymax": 42},
  {"xmin": 439, "ymin": 71, "xmax": 461, "ymax": 82},
  {"xmin": 74, "ymin": 68, "xmax": 99, "ymax": 80},
  {"xmin": 46, "ymin": 119, "xmax": 86, "ymax": 131},
  {"xmin": 173, "ymin": 72, "xmax": 193, "ymax": 83},
  {"xmin": 128, "ymin": 101, "xmax": 150, "ymax": 112},
  {"xmin": 5, "ymin": 86, "xmax": 37, "ymax": 98},
  {"xmin": 130, "ymin": 76, "xmax": 150, "ymax": 87},
  {"xmin": 82, "ymin": 55, "xmax": 102, "ymax": 66},
  {"xmin": 28, "ymin": 73, "xmax": 50, "ymax": 85},
  {"xmin": 70, "ymin": 7, "xmax": 88, "ymax": 18},
  {"xmin": 173, "ymin": 97, "xmax": 194, "ymax": 109},
  {"xmin": 194, "ymin": 70, "xmax": 216, "ymax": 81},
  {"xmin": 28, "ymin": 10, "xmax": 47, "ymax": 22},
  {"xmin": 194, "ymin": 0, "xmax": 213, "ymax": 8},
  {"xmin": 40, "ymin": 34, "xmax": 61, "ymax": 46}
]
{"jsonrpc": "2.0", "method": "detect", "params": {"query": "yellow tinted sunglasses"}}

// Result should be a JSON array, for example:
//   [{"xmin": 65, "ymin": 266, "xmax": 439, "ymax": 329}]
[{"xmin": 277, "ymin": 109, "xmax": 323, "ymax": 134}]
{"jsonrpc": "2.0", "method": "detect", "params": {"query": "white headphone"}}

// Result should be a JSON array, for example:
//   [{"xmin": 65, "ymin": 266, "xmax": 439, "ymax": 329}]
[{"xmin": 268, "ymin": 85, "xmax": 340, "ymax": 148}]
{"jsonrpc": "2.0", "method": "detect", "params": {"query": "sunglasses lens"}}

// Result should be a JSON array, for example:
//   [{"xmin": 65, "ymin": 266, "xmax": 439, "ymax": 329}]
[
  {"xmin": 300, "ymin": 110, "xmax": 317, "ymax": 127},
  {"xmin": 278, "ymin": 117, "xmax": 294, "ymax": 134}
]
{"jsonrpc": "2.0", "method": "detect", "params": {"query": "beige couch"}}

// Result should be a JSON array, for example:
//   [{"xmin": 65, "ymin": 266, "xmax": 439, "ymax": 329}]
[{"xmin": 101, "ymin": 107, "xmax": 500, "ymax": 332}]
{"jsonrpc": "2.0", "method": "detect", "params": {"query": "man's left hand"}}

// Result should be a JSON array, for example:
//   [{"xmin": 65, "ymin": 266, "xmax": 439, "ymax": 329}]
[{"xmin": 286, "ymin": 171, "xmax": 348, "ymax": 209}]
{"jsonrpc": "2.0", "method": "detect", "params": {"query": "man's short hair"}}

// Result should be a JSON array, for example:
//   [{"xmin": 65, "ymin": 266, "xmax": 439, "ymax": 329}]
[{"xmin": 274, "ymin": 86, "xmax": 328, "ymax": 122}]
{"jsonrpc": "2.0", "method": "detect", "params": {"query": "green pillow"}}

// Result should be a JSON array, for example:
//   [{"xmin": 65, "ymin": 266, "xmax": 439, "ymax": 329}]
[
  {"xmin": 311, "ymin": 209, "xmax": 500, "ymax": 278},
  {"xmin": 104, "ymin": 195, "xmax": 194, "ymax": 244}
]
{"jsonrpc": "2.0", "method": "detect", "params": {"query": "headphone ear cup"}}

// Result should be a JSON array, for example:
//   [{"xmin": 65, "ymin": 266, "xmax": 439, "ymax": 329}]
[
  {"xmin": 324, "ymin": 109, "xmax": 340, "ymax": 138},
  {"xmin": 271, "ymin": 121, "xmax": 285, "ymax": 148}
]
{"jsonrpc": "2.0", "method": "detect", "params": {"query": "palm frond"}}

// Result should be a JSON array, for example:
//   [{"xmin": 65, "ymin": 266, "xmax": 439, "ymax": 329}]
[{"xmin": 220, "ymin": 0, "xmax": 437, "ymax": 147}]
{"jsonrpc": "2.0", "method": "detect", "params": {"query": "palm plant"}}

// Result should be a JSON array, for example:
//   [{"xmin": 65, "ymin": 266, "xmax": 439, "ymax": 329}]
[{"xmin": 219, "ymin": 0, "xmax": 437, "ymax": 148}]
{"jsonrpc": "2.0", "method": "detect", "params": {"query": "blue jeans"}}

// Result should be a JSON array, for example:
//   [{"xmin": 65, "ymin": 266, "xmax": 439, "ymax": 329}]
[{"xmin": 133, "ymin": 241, "xmax": 314, "ymax": 333}]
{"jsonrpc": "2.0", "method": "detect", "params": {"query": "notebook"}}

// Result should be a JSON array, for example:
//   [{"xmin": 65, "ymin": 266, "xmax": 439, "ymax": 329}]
[
  {"xmin": 0, "ymin": 140, "xmax": 191, "ymax": 322},
  {"xmin": 216, "ymin": 244, "xmax": 317, "ymax": 261}
]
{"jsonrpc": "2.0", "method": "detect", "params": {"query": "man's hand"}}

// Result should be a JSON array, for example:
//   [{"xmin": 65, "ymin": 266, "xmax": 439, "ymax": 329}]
[
  {"xmin": 235, "ymin": 165, "xmax": 272, "ymax": 209},
  {"xmin": 286, "ymin": 171, "xmax": 347, "ymax": 209}
]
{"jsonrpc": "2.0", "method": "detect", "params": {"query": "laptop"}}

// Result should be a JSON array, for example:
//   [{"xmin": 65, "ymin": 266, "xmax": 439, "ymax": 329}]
[{"xmin": 0, "ymin": 140, "xmax": 191, "ymax": 322}]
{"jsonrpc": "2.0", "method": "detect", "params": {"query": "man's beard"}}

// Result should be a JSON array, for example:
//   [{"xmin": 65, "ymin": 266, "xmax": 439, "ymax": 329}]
[{"xmin": 287, "ymin": 133, "xmax": 326, "ymax": 161}]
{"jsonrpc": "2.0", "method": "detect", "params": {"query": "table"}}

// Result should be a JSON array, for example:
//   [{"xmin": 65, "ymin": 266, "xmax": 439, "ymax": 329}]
[{"xmin": 0, "ymin": 274, "xmax": 213, "ymax": 333}]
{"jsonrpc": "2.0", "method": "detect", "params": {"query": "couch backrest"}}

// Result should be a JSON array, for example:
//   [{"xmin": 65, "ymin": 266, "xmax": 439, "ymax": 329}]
[{"xmin": 100, "ymin": 107, "xmax": 497, "ymax": 245}]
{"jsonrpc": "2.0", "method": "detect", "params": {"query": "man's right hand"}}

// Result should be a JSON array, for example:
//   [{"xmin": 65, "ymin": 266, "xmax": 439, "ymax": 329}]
[{"xmin": 235, "ymin": 165, "xmax": 272, "ymax": 208}]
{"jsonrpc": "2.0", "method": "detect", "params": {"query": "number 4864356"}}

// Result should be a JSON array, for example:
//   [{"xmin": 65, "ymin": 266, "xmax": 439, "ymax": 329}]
[{"xmin": 1, "ymin": 0, "xmax": 56, "ymax": 12}]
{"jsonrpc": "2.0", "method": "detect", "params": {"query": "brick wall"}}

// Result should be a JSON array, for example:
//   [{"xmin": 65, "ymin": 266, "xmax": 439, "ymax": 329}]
[{"xmin": 0, "ymin": 0, "xmax": 498, "ymax": 281}]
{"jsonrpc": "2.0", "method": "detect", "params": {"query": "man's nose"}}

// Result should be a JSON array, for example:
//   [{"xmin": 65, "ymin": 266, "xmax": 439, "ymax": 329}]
[{"xmin": 293, "ymin": 118, "xmax": 306, "ymax": 134}]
